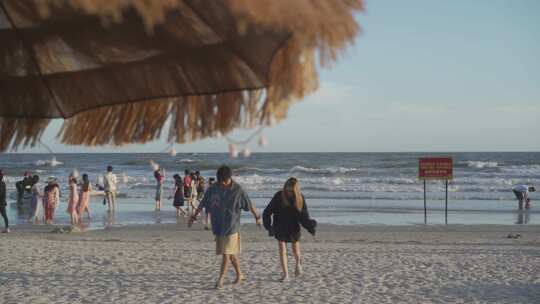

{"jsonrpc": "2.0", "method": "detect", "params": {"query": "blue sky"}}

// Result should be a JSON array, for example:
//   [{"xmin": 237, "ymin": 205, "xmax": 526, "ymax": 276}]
[{"xmin": 21, "ymin": 0, "xmax": 540, "ymax": 153}]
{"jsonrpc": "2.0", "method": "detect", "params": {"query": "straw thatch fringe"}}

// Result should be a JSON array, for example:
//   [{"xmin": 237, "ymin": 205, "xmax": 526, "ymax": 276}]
[
  {"xmin": 0, "ymin": 118, "xmax": 49, "ymax": 151},
  {"xmin": 58, "ymin": 36, "xmax": 317, "ymax": 147},
  {"xmin": 59, "ymin": 90, "xmax": 268, "ymax": 146},
  {"xmin": 1, "ymin": 0, "xmax": 363, "ymax": 150}
]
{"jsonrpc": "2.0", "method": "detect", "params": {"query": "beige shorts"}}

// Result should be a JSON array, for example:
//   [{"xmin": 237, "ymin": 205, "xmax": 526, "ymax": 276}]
[{"xmin": 215, "ymin": 233, "xmax": 241, "ymax": 255}]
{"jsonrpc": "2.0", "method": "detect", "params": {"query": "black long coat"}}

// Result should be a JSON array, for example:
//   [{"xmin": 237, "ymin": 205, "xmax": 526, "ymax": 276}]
[{"xmin": 263, "ymin": 191, "xmax": 316, "ymax": 242}]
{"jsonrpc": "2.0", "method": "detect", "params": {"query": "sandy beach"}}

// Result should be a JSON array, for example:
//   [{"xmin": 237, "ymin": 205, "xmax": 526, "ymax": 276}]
[{"xmin": 1, "ymin": 222, "xmax": 539, "ymax": 304}]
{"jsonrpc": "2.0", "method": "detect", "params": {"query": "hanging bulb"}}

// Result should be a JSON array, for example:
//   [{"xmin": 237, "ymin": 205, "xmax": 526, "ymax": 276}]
[
  {"xmin": 169, "ymin": 148, "xmax": 177, "ymax": 157},
  {"xmin": 242, "ymin": 147, "xmax": 252, "ymax": 158},
  {"xmin": 258, "ymin": 135, "xmax": 268, "ymax": 147},
  {"xmin": 150, "ymin": 160, "xmax": 159, "ymax": 171},
  {"xmin": 229, "ymin": 144, "xmax": 239, "ymax": 158}
]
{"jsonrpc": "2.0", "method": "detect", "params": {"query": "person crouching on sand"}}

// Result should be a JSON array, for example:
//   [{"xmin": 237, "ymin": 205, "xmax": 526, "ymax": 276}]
[
  {"xmin": 188, "ymin": 165, "xmax": 262, "ymax": 288},
  {"xmin": 263, "ymin": 177, "xmax": 317, "ymax": 282}
]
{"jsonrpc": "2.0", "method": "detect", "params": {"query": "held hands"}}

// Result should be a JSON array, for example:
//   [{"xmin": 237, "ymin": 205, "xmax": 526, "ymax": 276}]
[
  {"xmin": 255, "ymin": 215, "xmax": 262, "ymax": 228},
  {"xmin": 187, "ymin": 215, "xmax": 197, "ymax": 228}
]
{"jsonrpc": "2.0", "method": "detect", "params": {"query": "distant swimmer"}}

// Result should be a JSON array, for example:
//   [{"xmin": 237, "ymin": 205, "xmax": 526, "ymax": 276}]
[{"xmin": 512, "ymin": 184, "xmax": 535, "ymax": 210}]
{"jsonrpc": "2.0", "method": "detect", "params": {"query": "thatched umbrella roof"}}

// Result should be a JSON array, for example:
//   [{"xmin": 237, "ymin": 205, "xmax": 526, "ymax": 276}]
[{"xmin": 0, "ymin": 0, "xmax": 363, "ymax": 151}]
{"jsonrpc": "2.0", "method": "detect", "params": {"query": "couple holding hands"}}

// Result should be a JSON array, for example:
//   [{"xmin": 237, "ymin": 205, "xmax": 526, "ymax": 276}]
[{"xmin": 188, "ymin": 165, "xmax": 317, "ymax": 288}]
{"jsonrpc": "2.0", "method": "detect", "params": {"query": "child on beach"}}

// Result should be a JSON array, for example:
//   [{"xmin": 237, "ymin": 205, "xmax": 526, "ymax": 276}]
[
  {"xmin": 154, "ymin": 167, "xmax": 165, "ymax": 211},
  {"xmin": 66, "ymin": 177, "xmax": 79, "ymax": 224},
  {"xmin": 28, "ymin": 175, "xmax": 42, "ymax": 223},
  {"xmin": 43, "ymin": 177, "xmax": 60, "ymax": 224},
  {"xmin": 170, "ymin": 174, "xmax": 186, "ymax": 217},
  {"xmin": 78, "ymin": 174, "xmax": 92, "ymax": 222},
  {"xmin": 263, "ymin": 177, "xmax": 317, "ymax": 282}
]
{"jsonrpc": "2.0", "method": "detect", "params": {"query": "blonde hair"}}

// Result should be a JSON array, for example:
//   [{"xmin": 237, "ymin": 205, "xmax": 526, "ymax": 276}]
[{"xmin": 281, "ymin": 177, "xmax": 304, "ymax": 211}]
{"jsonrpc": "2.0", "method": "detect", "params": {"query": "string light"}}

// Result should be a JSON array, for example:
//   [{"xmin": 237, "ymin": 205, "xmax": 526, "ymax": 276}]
[
  {"xmin": 229, "ymin": 144, "xmax": 239, "ymax": 158},
  {"xmin": 160, "ymin": 127, "xmax": 269, "ymax": 159},
  {"xmin": 222, "ymin": 126, "xmax": 269, "ymax": 159}
]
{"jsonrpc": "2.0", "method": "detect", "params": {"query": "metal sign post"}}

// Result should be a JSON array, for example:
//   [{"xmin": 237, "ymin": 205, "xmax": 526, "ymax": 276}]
[
  {"xmin": 424, "ymin": 180, "xmax": 427, "ymax": 224},
  {"xmin": 445, "ymin": 180, "xmax": 448, "ymax": 224},
  {"xmin": 419, "ymin": 157, "xmax": 453, "ymax": 224}
]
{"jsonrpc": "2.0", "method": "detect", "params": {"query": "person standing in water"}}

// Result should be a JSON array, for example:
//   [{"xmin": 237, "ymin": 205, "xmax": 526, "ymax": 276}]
[
  {"xmin": 512, "ymin": 184, "xmax": 536, "ymax": 210},
  {"xmin": 188, "ymin": 172, "xmax": 199, "ymax": 213},
  {"xmin": 196, "ymin": 171, "xmax": 206, "ymax": 201},
  {"xmin": 77, "ymin": 174, "xmax": 92, "ymax": 221},
  {"xmin": 66, "ymin": 176, "xmax": 79, "ymax": 224},
  {"xmin": 263, "ymin": 177, "xmax": 317, "ymax": 282},
  {"xmin": 43, "ymin": 177, "xmax": 60, "ymax": 224},
  {"xmin": 154, "ymin": 167, "xmax": 165, "ymax": 211},
  {"xmin": 188, "ymin": 165, "xmax": 262, "ymax": 289},
  {"xmin": 104, "ymin": 166, "xmax": 118, "ymax": 212},
  {"xmin": 183, "ymin": 169, "xmax": 192, "ymax": 209},
  {"xmin": 170, "ymin": 174, "xmax": 186, "ymax": 217},
  {"xmin": 0, "ymin": 170, "xmax": 9, "ymax": 233},
  {"xmin": 28, "ymin": 175, "xmax": 42, "ymax": 223}
]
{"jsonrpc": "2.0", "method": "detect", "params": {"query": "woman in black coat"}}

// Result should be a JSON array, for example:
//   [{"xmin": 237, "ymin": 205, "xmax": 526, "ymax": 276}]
[{"xmin": 263, "ymin": 177, "xmax": 316, "ymax": 282}]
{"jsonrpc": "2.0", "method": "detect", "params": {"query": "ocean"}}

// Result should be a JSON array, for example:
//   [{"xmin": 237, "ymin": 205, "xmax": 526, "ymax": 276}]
[{"xmin": 1, "ymin": 152, "xmax": 539, "ymax": 228}]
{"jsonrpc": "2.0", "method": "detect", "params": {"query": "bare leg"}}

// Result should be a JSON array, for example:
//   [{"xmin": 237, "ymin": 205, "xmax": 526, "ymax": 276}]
[
  {"xmin": 107, "ymin": 193, "xmax": 112, "ymax": 212},
  {"xmin": 229, "ymin": 255, "xmax": 244, "ymax": 284},
  {"xmin": 205, "ymin": 213, "xmax": 211, "ymax": 230},
  {"xmin": 292, "ymin": 241, "xmax": 302, "ymax": 276},
  {"xmin": 217, "ymin": 254, "xmax": 229, "ymax": 288},
  {"xmin": 279, "ymin": 241, "xmax": 289, "ymax": 281}
]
